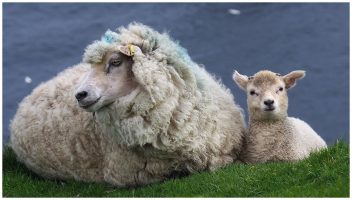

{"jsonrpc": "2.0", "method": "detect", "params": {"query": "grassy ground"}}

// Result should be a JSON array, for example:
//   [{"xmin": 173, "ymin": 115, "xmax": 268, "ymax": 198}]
[{"xmin": 3, "ymin": 141, "xmax": 349, "ymax": 197}]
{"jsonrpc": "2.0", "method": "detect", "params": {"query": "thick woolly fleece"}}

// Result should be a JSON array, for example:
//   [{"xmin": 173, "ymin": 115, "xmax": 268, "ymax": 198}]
[
  {"xmin": 241, "ymin": 117, "xmax": 327, "ymax": 163},
  {"xmin": 10, "ymin": 23, "xmax": 245, "ymax": 186}
]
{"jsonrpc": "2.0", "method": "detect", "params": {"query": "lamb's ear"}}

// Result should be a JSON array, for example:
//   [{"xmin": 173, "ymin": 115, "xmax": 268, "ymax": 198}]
[
  {"xmin": 232, "ymin": 70, "xmax": 249, "ymax": 91},
  {"xmin": 283, "ymin": 70, "xmax": 306, "ymax": 89},
  {"xmin": 119, "ymin": 44, "xmax": 144, "ymax": 57}
]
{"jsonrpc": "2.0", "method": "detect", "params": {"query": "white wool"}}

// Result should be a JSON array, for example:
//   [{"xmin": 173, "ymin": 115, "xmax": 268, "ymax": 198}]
[
  {"xmin": 289, "ymin": 117, "xmax": 327, "ymax": 159},
  {"xmin": 10, "ymin": 23, "xmax": 246, "ymax": 186}
]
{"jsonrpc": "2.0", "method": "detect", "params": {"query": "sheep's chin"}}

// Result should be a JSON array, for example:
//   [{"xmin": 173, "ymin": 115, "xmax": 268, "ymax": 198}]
[
  {"xmin": 81, "ymin": 98, "xmax": 114, "ymax": 112},
  {"xmin": 84, "ymin": 87, "xmax": 141, "ymax": 113}
]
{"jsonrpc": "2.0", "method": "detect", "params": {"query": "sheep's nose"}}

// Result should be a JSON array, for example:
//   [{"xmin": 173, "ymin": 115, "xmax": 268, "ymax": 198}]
[
  {"xmin": 264, "ymin": 99, "xmax": 274, "ymax": 106},
  {"xmin": 75, "ymin": 91, "xmax": 88, "ymax": 101}
]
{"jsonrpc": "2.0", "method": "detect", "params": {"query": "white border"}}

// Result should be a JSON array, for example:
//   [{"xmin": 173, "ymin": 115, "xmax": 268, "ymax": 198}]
[{"xmin": 1, "ymin": 1, "xmax": 350, "ymax": 199}]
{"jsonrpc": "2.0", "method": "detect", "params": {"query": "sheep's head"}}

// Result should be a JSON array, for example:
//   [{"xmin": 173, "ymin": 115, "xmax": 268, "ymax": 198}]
[
  {"xmin": 74, "ymin": 23, "xmax": 201, "ymax": 149},
  {"xmin": 233, "ymin": 70, "xmax": 305, "ymax": 121},
  {"xmin": 75, "ymin": 23, "xmax": 198, "ymax": 116},
  {"xmin": 75, "ymin": 43, "xmax": 141, "ymax": 112}
]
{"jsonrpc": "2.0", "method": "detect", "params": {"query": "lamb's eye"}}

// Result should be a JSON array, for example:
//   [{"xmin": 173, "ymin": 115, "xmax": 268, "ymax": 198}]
[
  {"xmin": 276, "ymin": 87, "xmax": 284, "ymax": 94},
  {"xmin": 110, "ymin": 59, "xmax": 122, "ymax": 67},
  {"xmin": 250, "ymin": 90, "xmax": 256, "ymax": 96}
]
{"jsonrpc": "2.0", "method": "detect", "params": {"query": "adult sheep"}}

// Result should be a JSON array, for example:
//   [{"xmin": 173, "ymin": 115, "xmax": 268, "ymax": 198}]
[{"xmin": 10, "ymin": 22, "xmax": 245, "ymax": 187}]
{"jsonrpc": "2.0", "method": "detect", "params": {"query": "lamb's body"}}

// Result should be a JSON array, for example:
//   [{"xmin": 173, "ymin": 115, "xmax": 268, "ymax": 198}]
[
  {"xmin": 233, "ymin": 70, "xmax": 327, "ymax": 164},
  {"xmin": 10, "ymin": 23, "xmax": 245, "ymax": 186},
  {"xmin": 242, "ymin": 117, "xmax": 327, "ymax": 163}
]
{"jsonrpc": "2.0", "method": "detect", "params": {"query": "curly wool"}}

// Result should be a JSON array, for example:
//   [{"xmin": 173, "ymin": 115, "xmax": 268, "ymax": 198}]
[
  {"xmin": 10, "ymin": 22, "xmax": 245, "ymax": 186},
  {"xmin": 241, "ymin": 117, "xmax": 327, "ymax": 163},
  {"xmin": 85, "ymin": 22, "xmax": 246, "ymax": 170}
]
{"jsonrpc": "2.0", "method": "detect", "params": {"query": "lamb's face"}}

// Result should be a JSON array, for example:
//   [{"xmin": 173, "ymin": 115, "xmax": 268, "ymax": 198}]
[
  {"xmin": 75, "ymin": 51, "xmax": 138, "ymax": 112},
  {"xmin": 233, "ymin": 70, "xmax": 306, "ymax": 121},
  {"xmin": 245, "ymin": 71, "xmax": 288, "ymax": 120}
]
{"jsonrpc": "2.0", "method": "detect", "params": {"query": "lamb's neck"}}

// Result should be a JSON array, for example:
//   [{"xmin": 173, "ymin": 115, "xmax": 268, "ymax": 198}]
[{"xmin": 248, "ymin": 117, "xmax": 290, "ymax": 135}]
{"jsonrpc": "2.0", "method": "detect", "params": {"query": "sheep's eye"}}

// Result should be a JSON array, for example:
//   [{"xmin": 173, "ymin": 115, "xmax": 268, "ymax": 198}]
[
  {"xmin": 110, "ymin": 59, "xmax": 122, "ymax": 67},
  {"xmin": 276, "ymin": 87, "xmax": 284, "ymax": 94},
  {"xmin": 250, "ymin": 90, "xmax": 256, "ymax": 96}
]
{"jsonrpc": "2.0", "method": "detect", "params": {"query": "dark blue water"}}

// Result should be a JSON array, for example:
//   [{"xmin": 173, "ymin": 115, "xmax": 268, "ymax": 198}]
[{"xmin": 3, "ymin": 3, "xmax": 349, "ymax": 145}]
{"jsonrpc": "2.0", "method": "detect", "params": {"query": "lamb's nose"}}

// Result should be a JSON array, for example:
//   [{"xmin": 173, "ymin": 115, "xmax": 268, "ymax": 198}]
[
  {"xmin": 264, "ymin": 99, "xmax": 274, "ymax": 106},
  {"xmin": 75, "ymin": 91, "xmax": 88, "ymax": 101}
]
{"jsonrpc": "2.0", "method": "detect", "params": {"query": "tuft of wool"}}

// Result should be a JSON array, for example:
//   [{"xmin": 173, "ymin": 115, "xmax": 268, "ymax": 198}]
[{"xmin": 101, "ymin": 29, "xmax": 120, "ymax": 44}]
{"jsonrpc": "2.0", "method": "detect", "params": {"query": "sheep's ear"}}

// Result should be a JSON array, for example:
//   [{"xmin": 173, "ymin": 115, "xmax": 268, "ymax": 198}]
[
  {"xmin": 283, "ymin": 70, "xmax": 306, "ymax": 89},
  {"xmin": 232, "ymin": 70, "xmax": 249, "ymax": 91},
  {"xmin": 119, "ymin": 44, "xmax": 143, "ymax": 57}
]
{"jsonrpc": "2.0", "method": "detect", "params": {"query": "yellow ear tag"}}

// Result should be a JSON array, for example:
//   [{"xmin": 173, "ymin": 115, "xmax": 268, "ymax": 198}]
[{"xmin": 128, "ymin": 44, "xmax": 135, "ymax": 56}]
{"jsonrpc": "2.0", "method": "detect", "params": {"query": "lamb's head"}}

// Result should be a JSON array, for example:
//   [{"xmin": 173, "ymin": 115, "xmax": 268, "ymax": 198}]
[{"xmin": 233, "ymin": 70, "xmax": 305, "ymax": 121}]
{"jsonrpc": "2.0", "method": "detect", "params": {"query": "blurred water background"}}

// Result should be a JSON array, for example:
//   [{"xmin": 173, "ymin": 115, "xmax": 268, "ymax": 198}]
[{"xmin": 3, "ymin": 3, "xmax": 349, "ymax": 145}]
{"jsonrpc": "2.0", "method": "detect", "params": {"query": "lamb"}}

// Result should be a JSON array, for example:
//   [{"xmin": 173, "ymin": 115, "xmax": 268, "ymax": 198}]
[
  {"xmin": 10, "ymin": 22, "xmax": 246, "ymax": 187},
  {"xmin": 232, "ymin": 70, "xmax": 327, "ymax": 163}
]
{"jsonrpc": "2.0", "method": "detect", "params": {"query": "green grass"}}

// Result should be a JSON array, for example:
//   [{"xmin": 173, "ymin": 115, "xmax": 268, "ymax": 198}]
[{"xmin": 3, "ymin": 141, "xmax": 349, "ymax": 197}]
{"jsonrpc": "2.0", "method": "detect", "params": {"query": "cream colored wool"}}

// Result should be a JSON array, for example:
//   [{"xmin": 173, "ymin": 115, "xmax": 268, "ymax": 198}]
[
  {"xmin": 233, "ymin": 70, "xmax": 327, "ymax": 163},
  {"xmin": 10, "ymin": 23, "xmax": 246, "ymax": 186}
]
